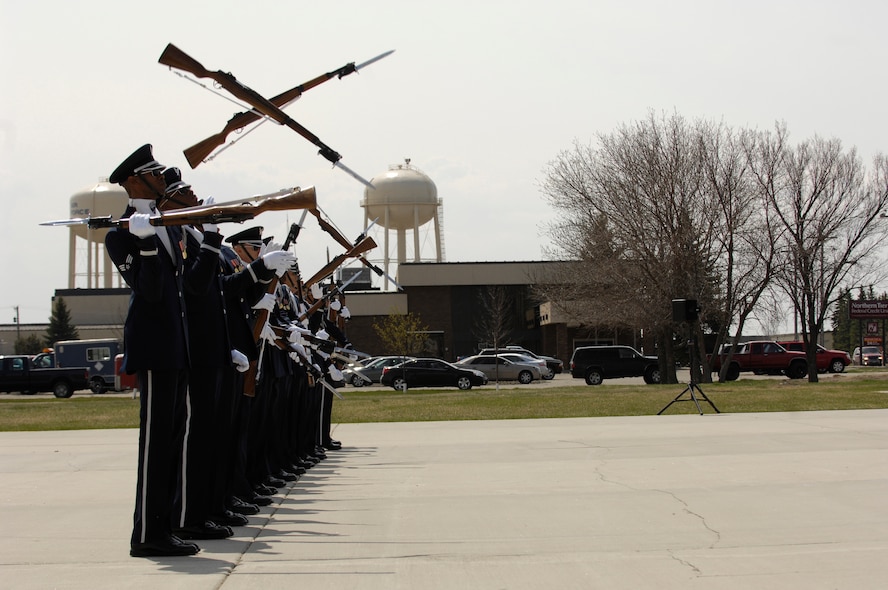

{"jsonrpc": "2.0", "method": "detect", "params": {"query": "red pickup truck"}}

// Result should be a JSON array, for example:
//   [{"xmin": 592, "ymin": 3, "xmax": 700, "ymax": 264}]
[
  {"xmin": 776, "ymin": 341, "xmax": 851, "ymax": 374},
  {"xmin": 709, "ymin": 340, "xmax": 808, "ymax": 381}
]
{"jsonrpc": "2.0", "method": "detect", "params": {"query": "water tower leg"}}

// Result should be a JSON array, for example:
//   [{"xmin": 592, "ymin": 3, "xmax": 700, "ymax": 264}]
[
  {"xmin": 384, "ymin": 206, "xmax": 392, "ymax": 291},
  {"xmin": 433, "ymin": 206, "xmax": 442, "ymax": 262},
  {"xmin": 398, "ymin": 228, "xmax": 407, "ymax": 265},
  {"xmin": 68, "ymin": 229, "xmax": 76, "ymax": 289},
  {"xmin": 104, "ymin": 244, "xmax": 114, "ymax": 288},
  {"xmin": 413, "ymin": 206, "xmax": 421, "ymax": 262}
]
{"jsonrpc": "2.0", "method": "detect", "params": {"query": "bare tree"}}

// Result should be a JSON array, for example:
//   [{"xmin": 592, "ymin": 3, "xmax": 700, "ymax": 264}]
[
  {"xmin": 473, "ymin": 286, "xmax": 513, "ymax": 350},
  {"xmin": 747, "ymin": 124, "xmax": 888, "ymax": 381},
  {"xmin": 699, "ymin": 123, "xmax": 782, "ymax": 381},
  {"xmin": 540, "ymin": 112, "xmax": 723, "ymax": 383}
]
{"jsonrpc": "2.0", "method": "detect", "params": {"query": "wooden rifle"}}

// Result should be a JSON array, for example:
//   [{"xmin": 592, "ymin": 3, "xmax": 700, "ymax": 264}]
[
  {"xmin": 309, "ymin": 208, "xmax": 402, "ymax": 288},
  {"xmin": 297, "ymin": 271, "xmax": 361, "ymax": 323},
  {"xmin": 303, "ymin": 235, "xmax": 377, "ymax": 290},
  {"xmin": 182, "ymin": 50, "xmax": 394, "ymax": 168},
  {"xmin": 40, "ymin": 186, "xmax": 316, "ymax": 230},
  {"xmin": 158, "ymin": 43, "xmax": 372, "ymax": 186}
]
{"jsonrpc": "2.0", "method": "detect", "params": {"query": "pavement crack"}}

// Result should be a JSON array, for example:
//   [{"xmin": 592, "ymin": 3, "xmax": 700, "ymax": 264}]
[
  {"xmin": 655, "ymin": 487, "xmax": 722, "ymax": 548},
  {"xmin": 668, "ymin": 550, "xmax": 702, "ymax": 575},
  {"xmin": 593, "ymin": 465, "xmax": 722, "ymax": 549}
]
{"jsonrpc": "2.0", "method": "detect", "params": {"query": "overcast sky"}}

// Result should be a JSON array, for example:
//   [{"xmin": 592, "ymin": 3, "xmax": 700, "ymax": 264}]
[{"xmin": 2, "ymin": 1, "xmax": 886, "ymax": 329}]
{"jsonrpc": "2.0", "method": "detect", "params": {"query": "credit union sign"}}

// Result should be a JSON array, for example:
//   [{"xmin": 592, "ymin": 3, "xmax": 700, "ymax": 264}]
[{"xmin": 849, "ymin": 300, "xmax": 888, "ymax": 319}]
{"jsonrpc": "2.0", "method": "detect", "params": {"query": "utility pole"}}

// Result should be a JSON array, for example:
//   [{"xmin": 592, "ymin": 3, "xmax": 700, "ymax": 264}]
[{"xmin": 13, "ymin": 305, "xmax": 20, "ymax": 342}]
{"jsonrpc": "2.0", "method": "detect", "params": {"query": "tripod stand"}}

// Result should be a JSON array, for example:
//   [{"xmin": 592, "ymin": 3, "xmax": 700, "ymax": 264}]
[{"xmin": 658, "ymin": 338, "xmax": 720, "ymax": 415}]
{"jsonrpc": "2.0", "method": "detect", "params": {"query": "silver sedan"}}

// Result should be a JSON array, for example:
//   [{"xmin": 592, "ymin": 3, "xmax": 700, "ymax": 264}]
[{"xmin": 455, "ymin": 355, "xmax": 543, "ymax": 384}]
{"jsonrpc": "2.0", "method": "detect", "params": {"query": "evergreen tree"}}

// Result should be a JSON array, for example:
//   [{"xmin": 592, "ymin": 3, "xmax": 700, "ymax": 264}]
[{"xmin": 45, "ymin": 298, "xmax": 79, "ymax": 347}]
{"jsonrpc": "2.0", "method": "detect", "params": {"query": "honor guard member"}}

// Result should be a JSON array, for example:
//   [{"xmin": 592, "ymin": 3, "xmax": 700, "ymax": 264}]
[
  {"xmin": 219, "ymin": 228, "xmax": 274, "ymax": 513},
  {"xmin": 157, "ymin": 168, "xmax": 237, "ymax": 540},
  {"xmin": 105, "ymin": 144, "xmax": 199, "ymax": 558}
]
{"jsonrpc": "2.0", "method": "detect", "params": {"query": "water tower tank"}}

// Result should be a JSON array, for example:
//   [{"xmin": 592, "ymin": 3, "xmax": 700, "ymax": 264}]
[
  {"xmin": 69, "ymin": 180, "xmax": 128, "ymax": 239},
  {"xmin": 363, "ymin": 161, "xmax": 438, "ymax": 229},
  {"xmin": 66, "ymin": 179, "xmax": 129, "ymax": 289},
  {"xmin": 360, "ymin": 161, "xmax": 444, "ymax": 290}
]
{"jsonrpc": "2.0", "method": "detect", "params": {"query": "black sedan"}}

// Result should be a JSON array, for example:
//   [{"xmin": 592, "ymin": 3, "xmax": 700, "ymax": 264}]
[{"xmin": 380, "ymin": 358, "xmax": 489, "ymax": 391}]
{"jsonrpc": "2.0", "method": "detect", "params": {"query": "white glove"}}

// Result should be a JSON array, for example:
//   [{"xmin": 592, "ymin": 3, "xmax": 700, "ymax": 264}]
[
  {"xmin": 288, "ymin": 351, "xmax": 303, "ymax": 364},
  {"xmin": 230, "ymin": 349, "xmax": 249, "ymax": 372},
  {"xmin": 259, "ymin": 240, "xmax": 281, "ymax": 257},
  {"xmin": 259, "ymin": 322, "xmax": 278, "ymax": 344},
  {"xmin": 339, "ymin": 306, "xmax": 351, "ymax": 319},
  {"xmin": 262, "ymin": 250, "xmax": 296, "ymax": 277},
  {"xmin": 316, "ymin": 329, "xmax": 330, "ymax": 341},
  {"xmin": 128, "ymin": 213, "xmax": 155, "ymax": 239},
  {"xmin": 327, "ymin": 364, "xmax": 344, "ymax": 381},
  {"xmin": 329, "ymin": 299, "xmax": 342, "ymax": 312},
  {"xmin": 130, "ymin": 198, "xmax": 155, "ymax": 214},
  {"xmin": 201, "ymin": 196, "xmax": 218, "ymax": 234},
  {"xmin": 310, "ymin": 283, "xmax": 323, "ymax": 300},
  {"xmin": 288, "ymin": 325, "xmax": 310, "ymax": 344},
  {"xmin": 251, "ymin": 292, "xmax": 276, "ymax": 312},
  {"xmin": 290, "ymin": 342, "xmax": 307, "ymax": 357}
]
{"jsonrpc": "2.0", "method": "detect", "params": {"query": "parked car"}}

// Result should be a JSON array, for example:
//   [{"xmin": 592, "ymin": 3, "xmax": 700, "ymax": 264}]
[
  {"xmin": 709, "ymin": 340, "xmax": 808, "ymax": 380},
  {"xmin": 455, "ymin": 354, "xmax": 543, "ymax": 384},
  {"xmin": 569, "ymin": 345, "xmax": 661, "ymax": 385},
  {"xmin": 851, "ymin": 346, "xmax": 883, "ymax": 366},
  {"xmin": 0, "ymin": 355, "xmax": 90, "ymax": 398},
  {"xmin": 342, "ymin": 356, "xmax": 414, "ymax": 386},
  {"xmin": 777, "ymin": 341, "xmax": 851, "ymax": 373},
  {"xmin": 479, "ymin": 346, "xmax": 562, "ymax": 377},
  {"xmin": 380, "ymin": 358, "xmax": 488, "ymax": 391},
  {"xmin": 489, "ymin": 352, "xmax": 551, "ymax": 378}
]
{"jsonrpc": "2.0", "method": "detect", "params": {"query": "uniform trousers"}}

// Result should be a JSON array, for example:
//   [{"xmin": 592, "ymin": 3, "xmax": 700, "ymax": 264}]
[
  {"xmin": 131, "ymin": 369, "xmax": 189, "ymax": 546},
  {"xmin": 175, "ymin": 366, "xmax": 223, "ymax": 528}
]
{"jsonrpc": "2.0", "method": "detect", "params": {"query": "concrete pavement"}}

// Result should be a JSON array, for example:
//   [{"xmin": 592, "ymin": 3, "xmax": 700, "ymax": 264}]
[{"xmin": 0, "ymin": 410, "xmax": 886, "ymax": 589}]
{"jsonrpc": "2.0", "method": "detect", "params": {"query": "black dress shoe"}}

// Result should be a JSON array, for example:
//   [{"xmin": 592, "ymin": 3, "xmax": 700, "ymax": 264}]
[
  {"xmin": 210, "ymin": 509, "xmax": 249, "ymax": 527},
  {"xmin": 314, "ymin": 447, "xmax": 328, "ymax": 459},
  {"xmin": 254, "ymin": 483, "xmax": 277, "ymax": 496},
  {"xmin": 228, "ymin": 496, "xmax": 260, "ymax": 515},
  {"xmin": 249, "ymin": 493, "xmax": 273, "ymax": 506},
  {"xmin": 277, "ymin": 470, "xmax": 299, "ymax": 482},
  {"xmin": 288, "ymin": 463, "xmax": 307, "ymax": 475},
  {"xmin": 295, "ymin": 458, "xmax": 315, "ymax": 469},
  {"xmin": 323, "ymin": 439, "xmax": 342, "ymax": 450},
  {"xmin": 131, "ymin": 535, "xmax": 200, "ymax": 557},
  {"xmin": 265, "ymin": 476, "xmax": 286, "ymax": 488},
  {"xmin": 174, "ymin": 521, "xmax": 234, "ymax": 540}
]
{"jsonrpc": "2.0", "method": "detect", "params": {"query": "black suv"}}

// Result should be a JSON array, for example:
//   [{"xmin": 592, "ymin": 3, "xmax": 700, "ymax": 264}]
[{"xmin": 569, "ymin": 345, "xmax": 661, "ymax": 385}]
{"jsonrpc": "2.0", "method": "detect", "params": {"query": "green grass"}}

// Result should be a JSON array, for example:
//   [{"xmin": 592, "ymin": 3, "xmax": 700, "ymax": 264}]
[
  {"xmin": 2, "ymin": 374, "xmax": 888, "ymax": 431},
  {"xmin": 0, "ymin": 397, "xmax": 140, "ymax": 431},
  {"xmin": 332, "ymin": 377, "xmax": 888, "ymax": 422}
]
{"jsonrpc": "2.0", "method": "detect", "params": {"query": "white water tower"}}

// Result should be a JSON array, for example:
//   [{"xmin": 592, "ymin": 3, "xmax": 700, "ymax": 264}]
[
  {"xmin": 67, "ymin": 179, "xmax": 129, "ymax": 288},
  {"xmin": 361, "ymin": 160, "xmax": 444, "ymax": 289}
]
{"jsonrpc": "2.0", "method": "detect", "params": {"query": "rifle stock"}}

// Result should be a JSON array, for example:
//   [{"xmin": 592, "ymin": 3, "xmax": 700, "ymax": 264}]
[
  {"xmin": 162, "ymin": 186, "xmax": 317, "ymax": 226},
  {"xmin": 184, "ymin": 130, "xmax": 231, "ymax": 169}
]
